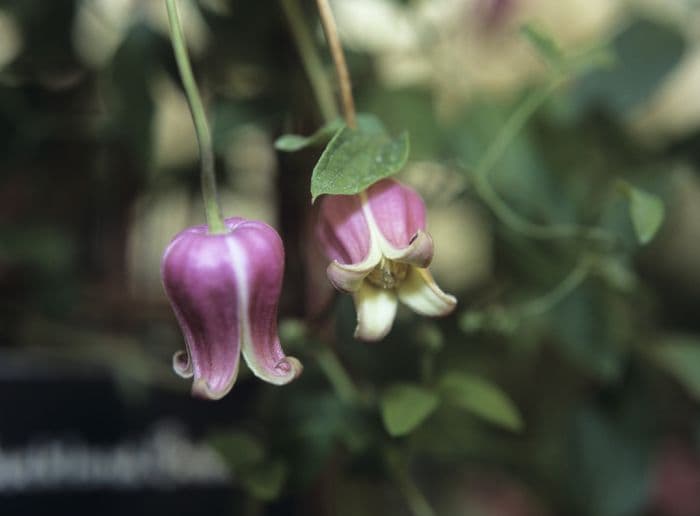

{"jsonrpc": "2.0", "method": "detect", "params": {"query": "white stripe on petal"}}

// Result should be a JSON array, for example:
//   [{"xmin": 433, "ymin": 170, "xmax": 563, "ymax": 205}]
[
  {"xmin": 352, "ymin": 282, "xmax": 399, "ymax": 341},
  {"xmin": 397, "ymin": 267, "xmax": 457, "ymax": 317}
]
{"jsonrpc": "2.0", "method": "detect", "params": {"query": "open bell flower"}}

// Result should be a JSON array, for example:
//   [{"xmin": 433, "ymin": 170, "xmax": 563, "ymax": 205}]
[
  {"xmin": 161, "ymin": 217, "xmax": 302, "ymax": 400},
  {"xmin": 316, "ymin": 178, "xmax": 457, "ymax": 341}
]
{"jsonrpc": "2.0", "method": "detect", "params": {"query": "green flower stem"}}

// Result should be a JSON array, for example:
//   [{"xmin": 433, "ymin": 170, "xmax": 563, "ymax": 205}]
[
  {"xmin": 420, "ymin": 352, "xmax": 435, "ymax": 385},
  {"xmin": 281, "ymin": 0, "xmax": 339, "ymax": 124},
  {"xmin": 468, "ymin": 76, "xmax": 614, "ymax": 243},
  {"xmin": 315, "ymin": 0, "xmax": 357, "ymax": 128},
  {"xmin": 165, "ymin": 0, "xmax": 226, "ymax": 234},
  {"xmin": 315, "ymin": 346, "xmax": 361, "ymax": 405},
  {"xmin": 386, "ymin": 450, "xmax": 436, "ymax": 516},
  {"xmin": 520, "ymin": 257, "xmax": 591, "ymax": 317}
]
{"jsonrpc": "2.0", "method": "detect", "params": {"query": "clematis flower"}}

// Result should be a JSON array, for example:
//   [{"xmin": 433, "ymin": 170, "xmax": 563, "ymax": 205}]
[
  {"xmin": 161, "ymin": 217, "xmax": 302, "ymax": 399},
  {"xmin": 316, "ymin": 178, "xmax": 457, "ymax": 341}
]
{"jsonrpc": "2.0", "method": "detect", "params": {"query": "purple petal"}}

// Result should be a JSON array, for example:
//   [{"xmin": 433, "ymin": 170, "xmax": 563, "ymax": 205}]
[
  {"xmin": 316, "ymin": 193, "xmax": 372, "ymax": 265},
  {"xmin": 366, "ymin": 178, "xmax": 426, "ymax": 241},
  {"xmin": 231, "ymin": 221, "xmax": 302, "ymax": 385},
  {"xmin": 161, "ymin": 227, "xmax": 242, "ymax": 400},
  {"xmin": 316, "ymin": 193, "xmax": 382, "ymax": 292},
  {"xmin": 161, "ymin": 218, "xmax": 301, "ymax": 399}
]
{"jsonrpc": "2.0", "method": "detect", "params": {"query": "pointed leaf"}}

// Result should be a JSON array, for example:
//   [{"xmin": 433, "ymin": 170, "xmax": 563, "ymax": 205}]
[
  {"xmin": 311, "ymin": 114, "xmax": 410, "ymax": 202},
  {"xmin": 439, "ymin": 372, "xmax": 523, "ymax": 431},
  {"xmin": 381, "ymin": 383, "xmax": 439, "ymax": 437},
  {"xmin": 209, "ymin": 430, "xmax": 265, "ymax": 469},
  {"xmin": 274, "ymin": 118, "xmax": 343, "ymax": 152},
  {"xmin": 650, "ymin": 339, "xmax": 700, "ymax": 400},
  {"xmin": 629, "ymin": 187, "xmax": 664, "ymax": 244},
  {"xmin": 619, "ymin": 181, "xmax": 665, "ymax": 244},
  {"xmin": 240, "ymin": 460, "xmax": 287, "ymax": 501},
  {"xmin": 521, "ymin": 24, "xmax": 565, "ymax": 68}
]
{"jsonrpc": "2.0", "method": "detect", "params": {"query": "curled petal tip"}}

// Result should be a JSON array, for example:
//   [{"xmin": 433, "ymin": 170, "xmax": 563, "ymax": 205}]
[
  {"xmin": 353, "ymin": 283, "xmax": 399, "ymax": 341},
  {"xmin": 382, "ymin": 229, "xmax": 434, "ymax": 268},
  {"xmin": 172, "ymin": 350, "xmax": 193, "ymax": 379},
  {"xmin": 243, "ymin": 351, "xmax": 304, "ymax": 385},
  {"xmin": 326, "ymin": 259, "xmax": 376, "ymax": 293},
  {"xmin": 272, "ymin": 356, "xmax": 304, "ymax": 385},
  {"xmin": 398, "ymin": 267, "xmax": 457, "ymax": 317}
]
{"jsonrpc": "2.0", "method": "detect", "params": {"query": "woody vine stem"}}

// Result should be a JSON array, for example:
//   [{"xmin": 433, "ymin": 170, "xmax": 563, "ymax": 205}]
[
  {"xmin": 165, "ymin": 0, "xmax": 226, "ymax": 234},
  {"xmin": 314, "ymin": 0, "xmax": 357, "ymax": 128}
]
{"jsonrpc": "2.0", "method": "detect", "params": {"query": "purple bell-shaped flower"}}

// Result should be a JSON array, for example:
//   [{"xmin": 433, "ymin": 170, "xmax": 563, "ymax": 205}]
[
  {"xmin": 316, "ymin": 178, "xmax": 457, "ymax": 341},
  {"xmin": 161, "ymin": 217, "xmax": 302, "ymax": 399}
]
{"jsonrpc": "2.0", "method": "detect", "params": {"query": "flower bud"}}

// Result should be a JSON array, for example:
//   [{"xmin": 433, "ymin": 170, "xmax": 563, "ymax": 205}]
[{"xmin": 161, "ymin": 217, "xmax": 302, "ymax": 399}]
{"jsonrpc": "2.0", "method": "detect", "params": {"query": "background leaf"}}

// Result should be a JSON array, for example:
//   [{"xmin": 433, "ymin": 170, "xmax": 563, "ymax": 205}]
[
  {"xmin": 650, "ymin": 338, "xmax": 700, "ymax": 400},
  {"xmin": 240, "ymin": 460, "xmax": 287, "ymax": 501},
  {"xmin": 209, "ymin": 430, "xmax": 265, "ymax": 470},
  {"xmin": 438, "ymin": 372, "xmax": 523, "ymax": 431},
  {"xmin": 567, "ymin": 407, "xmax": 651, "ymax": 516},
  {"xmin": 626, "ymin": 185, "xmax": 665, "ymax": 245},
  {"xmin": 570, "ymin": 18, "xmax": 685, "ymax": 116},
  {"xmin": 381, "ymin": 383, "xmax": 439, "ymax": 437},
  {"xmin": 274, "ymin": 118, "xmax": 343, "ymax": 152},
  {"xmin": 618, "ymin": 181, "xmax": 666, "ymax": 244}
]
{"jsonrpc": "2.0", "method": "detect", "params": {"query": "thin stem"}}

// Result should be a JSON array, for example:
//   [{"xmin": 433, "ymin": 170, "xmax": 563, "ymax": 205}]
[
  {"xmin": 520, "ymin": 258, "xmax": 591, "ymax": 317},
  {"xmin": 315, "ymin": 346, "xmax": 361, "ymax": 404},
  {"xmin": 165, "ymin": 0, "xmax": 226, "ymax": 234},
  {"xmin": 281, "ymin": 0, "xmax": 339, "ymax": 124},
  {"xmin": 386, "ymin": 451, "xmax": 436, "ymax": 516},
  {"xmin": 466, "ymin": 76, "xmax": 614, "ymax": 244},
  {"xmin": 315, "ymin": 0, "xmax": 357, "ymax": 128}
]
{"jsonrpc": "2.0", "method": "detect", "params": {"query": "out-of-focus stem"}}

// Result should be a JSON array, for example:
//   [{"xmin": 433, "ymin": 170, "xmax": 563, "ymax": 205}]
[
  {"xmin": 386, "ymin": 450, "xmax": 436, "ymax": 516},
  {"xmin": 520, "ymin": 257, "xmax": 591, "ymax": 317},
  {"xmin": 314, "ymin": 0, "xmax": 357, "ymax": 128},
  {"xmin": 315, "ymin": 345, "xmax": 361, "ymax": 404},
  {"xmin": 468, "ymin": 77, "xmax": 614, "ymax": 243},
  {"xmin": 165, "ymin": 0, "xmax": 226, "ymax": 234},
  {"xmin": 281, "ymin": 0, "xmax": 339, "ymax": 124}
]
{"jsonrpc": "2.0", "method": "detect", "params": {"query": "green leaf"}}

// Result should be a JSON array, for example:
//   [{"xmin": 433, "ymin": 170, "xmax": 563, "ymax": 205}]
[
  {"xmin": 380, "ymin": 383, "xmax": 439, "ymax": 437},
  {"xmin": 274, "ymin": 118, "xmax": 343, "ymax": 152},
  {"xmin": 208, "ymin": 430, "xmax": 265, "ymax": 469},
  {"xmin": 551, "ymin": 284, "xmax": 623, "ymax": 382},
  {"xmin": 521, "ymin": 24, "xmax": 565, "ymax": 68},
  {"xmin": 438, "ymin": 372, "xmax": 523, "ymax": 431},
  {"xmin": 571, "ymin": 18, "xmax": 685, "ymax": 116},
  {"xmin": 240, "ymin": 460, "xmax": 287, "ymax": 501},
  {"xmin": 568, "ymin": 407, "xmax": 651, "ymax": 516},
  {"xmin": 650, "ymin": 339, "xmax": 700, "ymax": 400},
  {"xmin": 310, "ymin": 114, "xmax": 410, "ymax": 202},
  {"xmin": 619, "ymin": 182, "xmax": 664, "ymax": 244}
]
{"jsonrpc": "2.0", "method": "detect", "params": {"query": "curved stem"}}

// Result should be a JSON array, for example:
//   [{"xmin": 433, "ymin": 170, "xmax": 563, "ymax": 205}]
[
  {"xmin": 165, "ymin": 0, "xmax": 226, "ymax": 234},
  {"xmin": 519, "ymin": 258, "xmax": 591, "ymax": 317},
  {"xmin": 281, "ymin": 0, "xmax": 339, "ymax": 124},
  {"xmin": 386, "ymin": 450, "xmax": 436, "ymax": 516},
  {"xmin": 467, "ymin": 76, "xmax": 614, "ymax": 244},
  {"xmin": 315, "ymin": 0, "xmax": 357, "ymax": 128},
  {"xmin": 315, "ymin": 345, "xmax": 362, "ymax": 405}
]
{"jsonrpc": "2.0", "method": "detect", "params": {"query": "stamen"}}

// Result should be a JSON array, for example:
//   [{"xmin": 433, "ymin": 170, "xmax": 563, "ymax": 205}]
[{"xmin": 366, "ymin": 258, "xmax": 409, "ymax": 289}]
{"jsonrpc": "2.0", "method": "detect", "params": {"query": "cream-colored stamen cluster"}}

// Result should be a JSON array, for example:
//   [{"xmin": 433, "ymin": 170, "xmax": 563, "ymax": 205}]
[{"xmin": 366, "ymin": 257, "xmax": 409, "ymax": 289}]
